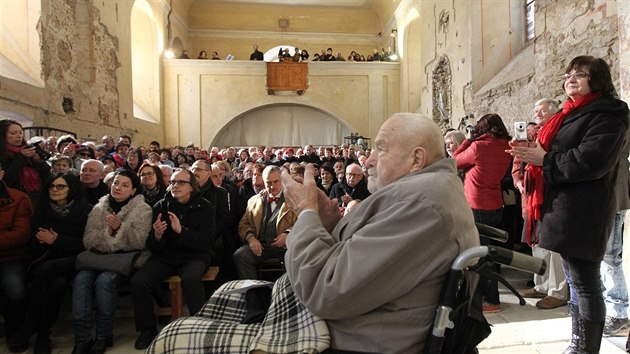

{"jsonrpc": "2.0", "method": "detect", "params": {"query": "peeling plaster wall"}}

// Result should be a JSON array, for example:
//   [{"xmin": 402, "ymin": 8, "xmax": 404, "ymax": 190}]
[
  {"xmin": 0, "ymin": 0, "xmax": 165, "ymax": 145},
  {"xmin": 472, "ymin": 0, "xmax": 622, "ymax": 131}
]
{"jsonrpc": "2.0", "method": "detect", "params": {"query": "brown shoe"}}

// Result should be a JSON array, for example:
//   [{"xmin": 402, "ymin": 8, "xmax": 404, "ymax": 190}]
[
  {"xmin": 518, "ymin": 288, "xmax": 546, "ymax": 298},
  {"xmin": 536, "ymin": 296, "xmax": 567, "ymax": 309}
]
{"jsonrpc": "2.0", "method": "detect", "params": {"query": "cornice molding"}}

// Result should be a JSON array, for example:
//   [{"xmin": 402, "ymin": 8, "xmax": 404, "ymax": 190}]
[{"xmin": 189, "ymin": 29, "xmax": 380, "ymax": 43}]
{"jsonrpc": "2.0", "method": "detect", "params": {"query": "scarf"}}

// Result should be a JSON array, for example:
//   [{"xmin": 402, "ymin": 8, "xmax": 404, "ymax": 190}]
[
  {"xmin": 108, "ymin": 194, "xmax": 131, "ymax": 214},
  {"xmin": 6, "ymin": 144, "xmax": 42, "ymax": 192},
  {"xmin": 49, "ymin": 199, "xmax": 75, "ymax": 217},
  {"xmin": 524, "ymin": 92, "xmax": 601, "ymax": 245}
]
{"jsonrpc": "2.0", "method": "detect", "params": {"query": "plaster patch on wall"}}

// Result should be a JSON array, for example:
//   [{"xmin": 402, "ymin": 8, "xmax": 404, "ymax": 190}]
[
  {"xmin": 432, "ymin": 55, "xmax": 452, "ymax": 132},
  {"xmin": 41, "ymin": 0, "xmax": 120, "ymax": 130}
]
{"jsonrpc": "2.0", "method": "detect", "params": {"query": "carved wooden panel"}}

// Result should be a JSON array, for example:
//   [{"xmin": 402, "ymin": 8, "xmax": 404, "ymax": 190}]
[{"xmin": 266, "ymin": 62, "xmax": 309, "ymax": 95}]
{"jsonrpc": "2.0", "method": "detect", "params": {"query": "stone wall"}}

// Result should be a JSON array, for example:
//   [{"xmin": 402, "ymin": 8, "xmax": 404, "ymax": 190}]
[{"xmin": 471, "ymin": 0, "xmax": 622, "ymax": 130}]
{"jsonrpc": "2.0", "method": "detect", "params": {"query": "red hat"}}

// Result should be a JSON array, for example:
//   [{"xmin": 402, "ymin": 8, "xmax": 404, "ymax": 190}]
[{"xmin": 286, "ymin": 147, "xmax": 294, "ymax": 153}]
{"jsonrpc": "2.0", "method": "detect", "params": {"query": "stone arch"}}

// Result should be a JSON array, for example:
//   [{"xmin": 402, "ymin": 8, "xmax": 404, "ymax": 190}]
[
  {"xmin": 131, "ymin": 0, "xmax": 162, "ymax": 123},
  {"xmin": 432, "ymin": 55, "xmax": 452, "ymax": 132},
  {"xmin": 210, "ymin": 103, "xmax": 352, "ymax": 148},
  {"xmin": 0, "ymin": 0, "xmax": 43, "ymax": 87}
]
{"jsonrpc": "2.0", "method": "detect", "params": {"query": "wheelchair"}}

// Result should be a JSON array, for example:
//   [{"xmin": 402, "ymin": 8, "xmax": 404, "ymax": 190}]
[{"xmin": 423, "ymin": 223, "xmax": 547, "ymax": 354}]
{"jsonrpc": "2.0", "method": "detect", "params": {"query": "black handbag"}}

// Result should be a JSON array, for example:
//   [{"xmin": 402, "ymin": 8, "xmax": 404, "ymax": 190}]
[{"xmin": 75, "ymin": 249, "xmax": 149, "ymax": 276}]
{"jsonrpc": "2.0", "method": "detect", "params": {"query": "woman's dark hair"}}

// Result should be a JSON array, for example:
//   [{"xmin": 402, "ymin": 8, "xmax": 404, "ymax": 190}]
[
  {"xmin": 138, "ymin": 162, "xmax": 165, "ymax": 190},
  {"xmin": 320, "ymin": 162, "xmax": 335, "ymax": 176},
  {"xmin": 0, "ymin": 119, "xmax": 25, "ymax": 161},
  {"xmin": 473, "ymin": 114, "xmax": 511, "ymax": 140},
  {"xmin": 160, "ymin": 148, "xmax": 172, "ymax": 160},
  {"xmin": 41, "ymin": 172, "xmax": 84, "ymax": 205},
  {"xmin": 112, "ymin": 168, "xmax": 143, "ymax": 197},
  {"xmin": 564, "ymin": 55, "xmax": 615, "ymax": 96}
]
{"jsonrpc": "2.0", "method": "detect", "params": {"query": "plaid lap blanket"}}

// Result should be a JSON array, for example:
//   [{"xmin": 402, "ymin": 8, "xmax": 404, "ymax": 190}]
[{"xmin": 147, "ymin": 274, "xmax": 330, "ymax": 354}]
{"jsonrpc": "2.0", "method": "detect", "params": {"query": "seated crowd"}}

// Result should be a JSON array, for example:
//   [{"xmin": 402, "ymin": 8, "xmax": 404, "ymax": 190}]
[{"xmin": 0, "ymin": 119, "xmax": 380, "ymax": 353}]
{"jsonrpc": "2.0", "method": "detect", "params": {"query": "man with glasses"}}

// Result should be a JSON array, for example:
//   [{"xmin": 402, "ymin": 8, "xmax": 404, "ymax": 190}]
[
  {"xmin": 329, "ymin": 163, "xmax": 371, "ymax": 207},
  {"xmin": 101, "ymin": 135, "xmax": 115, "ymax": 154},
  {"xmin": 131, "ymin": 168, "xmax": 215, "ymax": 350},
  {"xmin": 233, "ymin": 166, "xmax": 297, "ymax": 279}
]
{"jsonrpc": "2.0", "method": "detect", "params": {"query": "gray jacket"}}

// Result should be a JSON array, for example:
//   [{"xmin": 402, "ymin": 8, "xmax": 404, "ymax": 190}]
[
  {"xmin": 83, "ymin": 194, "xmax": 152, "ymax": 253},
  {"xmin": 285, "ymin": 158, "xmax": 479, "ymax": 353}
]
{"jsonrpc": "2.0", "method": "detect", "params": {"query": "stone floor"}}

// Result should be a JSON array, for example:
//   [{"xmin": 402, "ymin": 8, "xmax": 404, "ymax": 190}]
[{"xmin": 1, "ymin": 267, "xmax": 628, "ymax": 353}]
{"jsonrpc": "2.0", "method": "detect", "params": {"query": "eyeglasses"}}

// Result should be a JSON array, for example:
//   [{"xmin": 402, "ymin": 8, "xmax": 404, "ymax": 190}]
[
  {"xmin": 140, "ymin": 172, "xmax": 155, "ymax": 178},
  {"xmin": 562, "ymin": 72, "xmax": 589, "ymax": 81},
  {"xmin": 78, "ymin": 152, "xmax": 91, "ymax": 157},
  {"xmin": 169, "ymin": 180, "xmax": 191, "ymax": 186},
  {"xmin": 346, "ymin": 172, "xmax": 362, "ymax": 177},
  {"xmin": 49, "ymin": 184, "xmax": 68, "ymax": 191},
  {"xmin": 190, "ymin": 167, "xmax": 209, "ymax": 172}
]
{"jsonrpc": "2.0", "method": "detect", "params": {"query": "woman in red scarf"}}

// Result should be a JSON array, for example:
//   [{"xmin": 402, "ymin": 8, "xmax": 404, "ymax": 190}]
[
  {"xmin": 508, "ymin": 56, "xmax": 629, "ymax": 353},
  {"xmin": 0, "ymin": 119, "xmax": 50, "ymax": 211}
]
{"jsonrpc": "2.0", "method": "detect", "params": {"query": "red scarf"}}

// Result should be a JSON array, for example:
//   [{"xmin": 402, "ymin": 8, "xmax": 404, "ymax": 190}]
[
  {"xmin": 6, "ymin": 144, "xmax": 42, "ymax": 193},
  {"xmin": 524, "ymin": 92, "xmax": 601, "ymax": 245}
]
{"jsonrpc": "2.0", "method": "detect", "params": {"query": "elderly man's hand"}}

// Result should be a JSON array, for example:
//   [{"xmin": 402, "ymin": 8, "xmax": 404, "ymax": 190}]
[{"xmin": 281, "ymin": 164, "xmax": 319, "ymax": 214}]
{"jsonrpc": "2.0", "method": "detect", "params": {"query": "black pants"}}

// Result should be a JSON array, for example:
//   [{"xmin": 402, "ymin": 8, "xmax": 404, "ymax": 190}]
[
  {"xmin": 130, "ymin": 257, "xmax": 207, "ymax": 331},
  {"xmin": 472, "ymin": 207, "xmax": 503, "ymax": 305},
  {"xmin": 26, "ymin": 256, "xmax": 76, "ymax": 335}
]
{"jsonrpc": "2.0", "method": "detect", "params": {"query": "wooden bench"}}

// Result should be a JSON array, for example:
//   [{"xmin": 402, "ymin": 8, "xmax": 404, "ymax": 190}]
[{"xmin": 156, "ymin": 266, "xmax": 220, "ymax": 321}]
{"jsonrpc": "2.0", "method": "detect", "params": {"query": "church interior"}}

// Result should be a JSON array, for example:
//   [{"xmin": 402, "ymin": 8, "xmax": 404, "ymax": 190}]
[{"xmin": 1, "ymin": 0, "xmax": 627, "ymax": 149}]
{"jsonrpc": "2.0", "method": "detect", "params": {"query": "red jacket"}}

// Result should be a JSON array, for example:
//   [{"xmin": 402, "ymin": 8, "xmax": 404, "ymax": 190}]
[
  {"xmin": 0, "ymin": 186, "xmax": 33, "ymax": 262},
  {"xmin": 453, "ymin": 134, "xmax": 511, "ymax": 210}
]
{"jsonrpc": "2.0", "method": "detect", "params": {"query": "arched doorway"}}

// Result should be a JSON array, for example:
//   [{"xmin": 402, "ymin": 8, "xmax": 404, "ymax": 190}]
[{"xmin": 211, "ymin": 104, "xmax": 352, "ymax": 148}]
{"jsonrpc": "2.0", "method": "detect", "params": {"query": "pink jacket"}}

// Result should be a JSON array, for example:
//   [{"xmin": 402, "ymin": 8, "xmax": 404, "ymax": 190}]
[{"xmin": 453, "ymin": 134, "xmax": 511, "ymax": 210}]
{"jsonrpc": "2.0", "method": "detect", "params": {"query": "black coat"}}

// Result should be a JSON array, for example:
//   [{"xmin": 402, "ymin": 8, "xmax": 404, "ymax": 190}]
[
  {"xmin": 147, "ymin": 193, "xmax": 215, "ymax": 264},
  {"xmin": 329, "ymin": 178, "xmax": 371, "ymax": 207},
  {"xmin": 30, "ymin": 196, "xmax": 91, "ymax": 261},
  {"xmin": 539, "ymin": 95, "xmax": 629, "ymax": 261}
]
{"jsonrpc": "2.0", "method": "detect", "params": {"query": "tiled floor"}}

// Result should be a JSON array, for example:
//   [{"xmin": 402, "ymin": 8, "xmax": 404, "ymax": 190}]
[{"xmin": 1, "ymin": 268, "xmax": 628, "ymax": 353}]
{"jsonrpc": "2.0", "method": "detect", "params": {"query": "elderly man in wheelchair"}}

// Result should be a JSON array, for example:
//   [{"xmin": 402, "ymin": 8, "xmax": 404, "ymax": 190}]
[{"xmin": 147, "ymin": 114, "xmax": 544, "ymax": 354}]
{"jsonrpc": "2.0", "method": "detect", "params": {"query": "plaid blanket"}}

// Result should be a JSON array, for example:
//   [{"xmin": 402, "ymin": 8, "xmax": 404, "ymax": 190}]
[{"xmin": 147, "ymin": 274, "xmax": 330, "ymax": 353}]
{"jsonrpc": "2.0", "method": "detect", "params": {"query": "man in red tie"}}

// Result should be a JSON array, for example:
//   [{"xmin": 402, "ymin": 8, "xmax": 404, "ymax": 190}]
[{"xmin": 233, "ymin": 166, "xmax": 297, "ymax": 279}]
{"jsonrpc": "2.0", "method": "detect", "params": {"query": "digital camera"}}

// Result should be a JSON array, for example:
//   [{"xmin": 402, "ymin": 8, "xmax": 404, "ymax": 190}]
[
  {"xmin": 28, "ymin": 141, "xmax": 52, "ymax": 161},
  {"xmin": 514, "ymin": 121, "xmax": 528, "ymax": 141}
]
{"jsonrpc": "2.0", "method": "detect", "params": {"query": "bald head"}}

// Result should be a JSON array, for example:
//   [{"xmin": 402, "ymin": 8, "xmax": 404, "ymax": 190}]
[
  {"xmin": 387, "ymin": 113, "xmax": 445, "ymax": 165},
  {"xmin": 365, "ymin": 113, "xmax": 445, "ymax": 192}
]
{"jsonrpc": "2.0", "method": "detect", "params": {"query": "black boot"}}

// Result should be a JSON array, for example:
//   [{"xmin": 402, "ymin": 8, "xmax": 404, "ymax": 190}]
[
  {"xmin": 563, "ymin": 304, "xmax": 583, "ymax": 354},
  {"xmin": 33, "ymin": 332, "xmax": 52, "ymax": 354},
  {"xmin": 7, "ymin": 322, "xmax": 35, "ymax": 352},
  {"xmin": 71, "ymin": 340, "xmax": 94, "ymax": 354},
  {"xmin": 581, "ymin": 320, "xmax": 604, "ymax": 354},
  {"xmin": 89, "ymin": 336, "xmax": 113, "ymax": 354}
]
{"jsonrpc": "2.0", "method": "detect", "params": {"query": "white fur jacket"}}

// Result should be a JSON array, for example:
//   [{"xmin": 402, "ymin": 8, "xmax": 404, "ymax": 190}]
[{"xmin": 83, "ymin": 194, "xmax": 152, "ymax": 253}]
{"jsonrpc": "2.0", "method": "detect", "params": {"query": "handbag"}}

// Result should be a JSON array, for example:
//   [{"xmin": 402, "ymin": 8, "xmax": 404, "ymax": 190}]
[{"xmin": 75, "ymin": 249, "xmax": 149, "ymax": 276}]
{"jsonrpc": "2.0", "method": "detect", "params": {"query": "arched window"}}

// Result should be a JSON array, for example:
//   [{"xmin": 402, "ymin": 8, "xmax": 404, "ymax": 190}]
[
  {"xmin": 131, "ymin": 0, "xmax": 163, "ymax": 123},
  {"xmin": 0, "ymin": 1, "xmax": 43, "ymax": 87}
]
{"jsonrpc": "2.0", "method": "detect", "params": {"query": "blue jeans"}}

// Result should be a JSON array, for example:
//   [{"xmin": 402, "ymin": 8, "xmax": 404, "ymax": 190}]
[
  {"xmin": 72, "ymin": 270, "xmax": 125, "ymax": 343},
  {"xmin": 602, "ymin": 210, "xmax": 628, "ymax": 319},
  {"xmin": 562, "ymin": 255, "xmax": 606, "ymax": 322},
  {"xmin": 0, "ymin": 259, "xmax": 27, "ymax": 335}
]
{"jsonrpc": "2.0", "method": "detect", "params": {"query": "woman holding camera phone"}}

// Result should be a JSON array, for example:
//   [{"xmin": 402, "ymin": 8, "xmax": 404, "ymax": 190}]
[
  {"xmin": 452, "ymin": 113, "xmax": 512, "ymax": 313},
  {"xmin": 0, "ymin": 119, "xmax": 51, "ymax": 210},
  {"xmin": 508, "ymin": 55, "xmax": 629, "ymax": 353}
]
